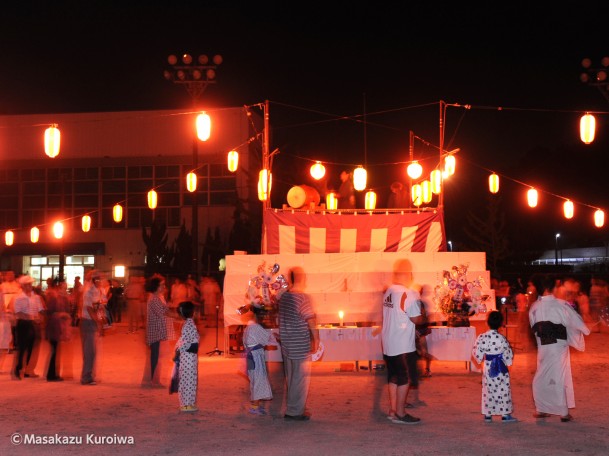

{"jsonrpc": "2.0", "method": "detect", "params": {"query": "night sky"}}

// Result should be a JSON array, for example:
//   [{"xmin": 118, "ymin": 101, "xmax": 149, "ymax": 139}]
[{"xmin": 3, "ymin": 3, "xmax": 609, "ymax": 253}]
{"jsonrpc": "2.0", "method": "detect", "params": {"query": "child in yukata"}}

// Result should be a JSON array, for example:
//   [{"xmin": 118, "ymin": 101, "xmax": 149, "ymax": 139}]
[
  {"xmin": 243, "ymin": 305, "xmax": 273, "ymax": 415},
  {"xmin": 472, "ymin": 310, "xmax": 518, "ymax": 423},
  {"xmin": 171, "ymin": 301, "xmax": 200, "ymax": 413}
]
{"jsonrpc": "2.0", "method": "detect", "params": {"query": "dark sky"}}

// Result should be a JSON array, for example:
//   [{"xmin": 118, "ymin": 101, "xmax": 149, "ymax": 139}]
[{"xmin": 3, "ymin": 3, "xmax": 609, "ymax": 252}]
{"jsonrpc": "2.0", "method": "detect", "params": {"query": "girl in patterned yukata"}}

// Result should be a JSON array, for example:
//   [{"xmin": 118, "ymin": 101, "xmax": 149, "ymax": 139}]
[
  {"xmin": 172, "ymin": 301, "xmax": 200, "ymax": 413},
  {"xmin": 472, "ymin": 310, "xmax": 518, "ymax": 423},
  {"xmin": 243, "ymin": 306, "xmax": 273, "ymax": 415}
]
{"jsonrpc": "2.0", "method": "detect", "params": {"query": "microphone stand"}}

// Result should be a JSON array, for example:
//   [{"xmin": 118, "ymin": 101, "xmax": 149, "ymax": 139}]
[{"xmin": 206, "ymin": 304, "xmax": 223, "ymax": 356}]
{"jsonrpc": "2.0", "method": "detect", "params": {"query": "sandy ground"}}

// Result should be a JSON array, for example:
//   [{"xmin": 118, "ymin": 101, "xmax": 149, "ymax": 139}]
[{"xmin": 1, "ymin": 319, "xmax": 609, "ymax": 456}]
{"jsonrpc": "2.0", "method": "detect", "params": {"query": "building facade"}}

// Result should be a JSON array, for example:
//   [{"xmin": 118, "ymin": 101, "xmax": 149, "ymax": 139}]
[{"xmin": 0, "ymin": 108, "xmax": 262, "ymax": 286}]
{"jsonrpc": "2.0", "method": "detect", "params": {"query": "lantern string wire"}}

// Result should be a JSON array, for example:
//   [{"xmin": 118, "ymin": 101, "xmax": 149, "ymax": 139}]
[{"xmin": 2, "ymin": 100, "xmax": 609, "ymax": 239}]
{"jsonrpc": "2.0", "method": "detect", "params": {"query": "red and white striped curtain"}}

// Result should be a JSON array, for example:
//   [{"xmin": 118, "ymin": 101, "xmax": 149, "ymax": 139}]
[{"xmin": 262, "ymin": 210, "xmax": 446, "ymax": 254}]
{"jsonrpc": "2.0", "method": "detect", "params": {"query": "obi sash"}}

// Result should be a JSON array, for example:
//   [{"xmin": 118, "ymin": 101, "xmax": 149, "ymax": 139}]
[
  {"xmin": 246, "ymin": 344, "xmax": 264, "ymax": 370},
  {"xmin": 532, "ymin": 321, "xmax": 567, "ymax": 345},
  {"xmin": 485, "ymin": 353, "xmax": 508, "ymax": 378}
]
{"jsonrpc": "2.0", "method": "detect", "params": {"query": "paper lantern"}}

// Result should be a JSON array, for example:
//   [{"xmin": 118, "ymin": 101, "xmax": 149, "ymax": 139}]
[
  {"xmin": 53, "ymin": 221, "xmax": 64, "ymax": 239},
  {"xmin": 364, "ymin": 190, "xmax": 377, "ymax": 210},
  {"xmin": 82, "ymin": 215, "xmax": 91, "ymax": 232},
  {"xmin": 489, "ymin": 173, "xmax": 499, "ymax": 194},
  {"xmin": 113, "ymin": 203, "xmax": 123, "ymax": 222},
  {"xmin": 147, "ymin": 190, "xmax": 158, "ymax": 209},
  {"xmin": 580, "ymin": 113, "xmax": 595, "ymax": 144},
  {"xmin": 594, "ymin": 209, "xmax": 605, "ymax": 228},
  {"xmin": 5, "ymin": 230, "xmax": 14, "ymax": 246},
  {"xmin": 196, "ymin": 112, "xmax": 211, "ymax": 141},
  {"xmin": 30, "ymin": 227, "xmax": 39, "ymax": 243},
  {"xmin": 257, "ymin": 169, "xmax": 271, "ymax": 201},
  {"xmin": 44, "ymin": 124, "xmax": 61, "ymax": 158},
  {"xmin": 411, "ymin": 183, "xmax": 422, "ymax": 207},
  {"xmin": 563, "ymin": 200, "xmax": 574, "ymax": 219},
  {"xmin": 310, "ymin": 161, "xmax": 325, "ymax": 180},
  {"xmin": 527, "ymin": 188, "xmax": 538, "ymax": 208},
  {"xmin": 407, "ymin": 161, "xmax": 423, "ymax": 179},
  {"xmin": 444, "ymin": 155, "xmax": 456, "ymax": 176},
  {"xmin": 353, "ymin": 166, "xmax": 367, "ymax": 191},
  {"xmin": 186, "ymin": 172, "xmax": 197, "ymax": 192},
  {"xmin": 421, "ymin": 180, "xmax": 432, "ymax": 203},
  {"xmin": 228, "ymin": 150, "xmax": 239, "ymax": 172},
  {"xmin": 326, "ymin": 192, "xmax": 338, "ymax": 210},
  {"xmin": 430, "ymin": 170, "xmax": 442, "ymax": 194}
]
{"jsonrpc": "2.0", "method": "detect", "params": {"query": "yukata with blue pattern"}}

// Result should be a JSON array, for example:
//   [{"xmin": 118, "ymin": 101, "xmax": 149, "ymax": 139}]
[{"xmin": 472, "ymin": 329, "xmax": 514, "ymax": 417}]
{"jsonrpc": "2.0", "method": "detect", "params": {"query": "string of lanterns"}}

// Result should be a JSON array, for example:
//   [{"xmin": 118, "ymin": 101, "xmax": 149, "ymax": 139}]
[
  {"xmin": 4, "ymin": 111, "xmax": 250, "ymax": 246},
  {"xmin": 4, "ymin": 103, "xmax": 608, "ymax": 246}
]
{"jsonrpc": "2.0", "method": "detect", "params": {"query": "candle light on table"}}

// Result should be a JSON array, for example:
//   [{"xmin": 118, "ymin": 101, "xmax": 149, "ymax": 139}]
[{"xmin": 338, "ymin": 310, "xmax": 344, "ymax": 327}]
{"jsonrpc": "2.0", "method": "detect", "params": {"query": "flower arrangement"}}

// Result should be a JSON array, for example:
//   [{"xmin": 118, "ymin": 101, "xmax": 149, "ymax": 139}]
[{"xmin": 433, "ymin": 263, "xmax": 488, "ymax": 317}]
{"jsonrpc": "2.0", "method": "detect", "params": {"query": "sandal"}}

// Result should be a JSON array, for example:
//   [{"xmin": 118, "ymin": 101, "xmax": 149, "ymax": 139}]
[
  {"xmin": 560, "ymin": 414, "xmax": 573, "ymax": 422},
  {"xmin": 502, "ymin": 414, "xmax": 518, "ymax": 423},
  {"xmin": 533, "ymin": 412, "xmax": 551, "ymax": 418}
]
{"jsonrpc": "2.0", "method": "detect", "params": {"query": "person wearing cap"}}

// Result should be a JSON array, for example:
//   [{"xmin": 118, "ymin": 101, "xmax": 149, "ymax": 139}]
[{"xmin": 12, "ymin": 275, "xmax": 45, "ymax": 380}]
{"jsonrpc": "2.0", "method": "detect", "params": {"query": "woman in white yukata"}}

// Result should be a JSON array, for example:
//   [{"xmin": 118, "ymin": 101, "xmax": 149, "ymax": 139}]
[
  {"xmin": 472, "ymin": 310, "xmax": 517, "ymax": 423},
  {"xmin": 243, "ymin": 305, "xmax": 273, "ymax": 415},
  {"xmin": 172, "ymin": 301, "xmax": 200, "ymax": 413}
]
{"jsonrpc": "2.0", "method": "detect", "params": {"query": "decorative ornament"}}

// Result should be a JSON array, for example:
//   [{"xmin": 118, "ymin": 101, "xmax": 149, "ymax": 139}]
[
  {"xmin": 237, "ymin": 262, "xmax": 288, "ymax": 315},
  {"xmin": 434, "ymin": 263, "xmax": 489, "ymax": 317}
]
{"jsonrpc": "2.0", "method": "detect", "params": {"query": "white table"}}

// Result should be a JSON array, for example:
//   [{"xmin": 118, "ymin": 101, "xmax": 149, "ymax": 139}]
[
  {"xmin": 265, "ymin": 326, "xmax": 383, "ymax": 369},
  {"xmin": 265, "ymin": 325, "xmax": 477, "ymax": 371},
  {"xmin": 426, "ymin": 326, "xmax": 477, "ymax": 370}
]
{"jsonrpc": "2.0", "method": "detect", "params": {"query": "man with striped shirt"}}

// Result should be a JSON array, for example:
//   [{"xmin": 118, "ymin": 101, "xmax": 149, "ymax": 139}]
[{"xmin": 277, "ymin": 267, "xmax": 319, "ymax": 421}]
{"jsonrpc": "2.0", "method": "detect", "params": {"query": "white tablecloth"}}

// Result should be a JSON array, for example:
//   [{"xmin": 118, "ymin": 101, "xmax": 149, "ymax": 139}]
[
  {"xmin": 426, "ymin": 326, "xmax": 476, "ymax": 361},
  {"xmin": 265, "ymin": 326, "xmax": 383, "ymax": 362},
  {"xmin": 265, "ymin": 325, "xmax": 476, "ymax": 366}
]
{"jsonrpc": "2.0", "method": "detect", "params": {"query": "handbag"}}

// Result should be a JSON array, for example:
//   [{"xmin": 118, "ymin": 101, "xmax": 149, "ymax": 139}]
[{"xmin": 169, "ymin": 351, "xmax": 180, "ymax": 394}]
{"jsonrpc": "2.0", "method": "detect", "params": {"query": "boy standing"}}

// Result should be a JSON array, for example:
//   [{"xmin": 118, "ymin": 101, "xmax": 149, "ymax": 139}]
[{"xmin": 472, "ymin": 310, "xmax": 517, "ymax": 423}]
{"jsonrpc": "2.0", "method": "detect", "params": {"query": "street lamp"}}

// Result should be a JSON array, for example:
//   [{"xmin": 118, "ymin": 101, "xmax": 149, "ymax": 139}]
[
  {"xmin": 447, "ymin": 240, "xmax": 453, "ymax": 252},
  {"xmin": 581, "ymin": 57, "xmax": 609, "ymax": 103},
  {"xmin": 555, "ymin": 233, "xmax": 561, "ymax": 265},
  {"xmin": 165, "ymin": 53, "xmax": 222, "ymax": 280}
]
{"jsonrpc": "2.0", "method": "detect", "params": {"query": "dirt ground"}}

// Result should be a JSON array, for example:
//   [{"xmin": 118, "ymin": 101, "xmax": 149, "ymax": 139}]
[{"xmin": 1, "ymin": 319, "xmax": 609, "ymax": 456}]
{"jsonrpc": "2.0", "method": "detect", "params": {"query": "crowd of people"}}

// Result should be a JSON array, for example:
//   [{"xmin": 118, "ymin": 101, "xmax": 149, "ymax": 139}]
[
  {"xmin": 1, "ymin": 264, "xmax": 606, "ymax": 423},
  {"xmin": 0, "ymin": 270, "xmax": 221, "ymax": 387},
  {"xmin": 375, "ymin": 263, "xmax": 599, "ymax": 426}
]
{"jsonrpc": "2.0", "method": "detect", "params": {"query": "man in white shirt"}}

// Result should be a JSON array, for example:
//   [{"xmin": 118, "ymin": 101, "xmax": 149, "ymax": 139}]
[
  {"xmin": 12, "ymin": 275, "xmax": 45, "ymax": 380},
  {"xmin": 380, "ymin": 259, "xmax": 424, "ymax": 424},
  {"xmin": 80, "ymin": 272, "xmax": 105, "ymax": 385}
]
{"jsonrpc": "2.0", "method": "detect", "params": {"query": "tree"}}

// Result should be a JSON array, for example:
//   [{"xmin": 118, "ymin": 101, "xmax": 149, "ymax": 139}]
[
  {"xmin": 463, "ymin": 193, "xmax": 510, "ymax": 273},
  {"xmin": 172, "ymin": 221, "xmax": 192, "ymax": 276},
  {"xmin": 142, "ymin": 219, "xmax": 173, "ymax": 276},
  {"xmin": 228, "ymin": 196, "xmax": 260, "ymax": 254}
]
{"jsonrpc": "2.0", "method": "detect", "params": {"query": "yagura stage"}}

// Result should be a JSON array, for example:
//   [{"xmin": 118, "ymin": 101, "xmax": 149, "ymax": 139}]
[{"xmin": 223, "ymin": 251, "xmax": 495, "ymax": 327}]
